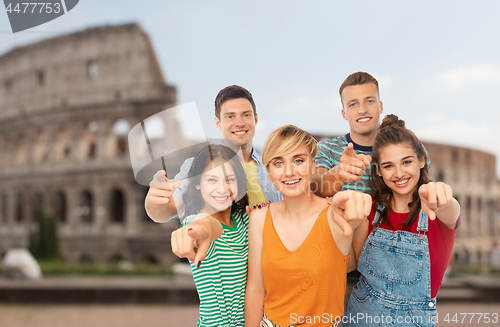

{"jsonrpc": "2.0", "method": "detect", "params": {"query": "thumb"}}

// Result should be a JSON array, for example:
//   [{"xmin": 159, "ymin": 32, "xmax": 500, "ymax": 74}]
[
  {"xmin": 170, "ymin": 179, "xmax": 182, "ymax": 191},
  {"xmin": 153, "ymin": 170, "xmax": 167, "ymax": 182},
  {"xmin": 363, "ymin": 155, "xmax": 372, "ymax": 167}
]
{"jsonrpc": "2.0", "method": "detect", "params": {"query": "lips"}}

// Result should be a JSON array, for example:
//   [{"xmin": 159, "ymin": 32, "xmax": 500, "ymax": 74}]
[
  {"xmin": 356, "ymin": 117, "xmax": 372, "ymax": 123},
  {"xmin": 232, "ymin": 130, "xmax": 248, "ymax": 136},
  {"xmin": 212, "ymin": 195, "xmax": 231, "ymax": 203},
  {"xmin": 282, "ymin": 179, "xmax": 301, "ymax": 186},
  {"xmin": 393, "ymin": 178, "xmax": 410, "ymax": 187}
]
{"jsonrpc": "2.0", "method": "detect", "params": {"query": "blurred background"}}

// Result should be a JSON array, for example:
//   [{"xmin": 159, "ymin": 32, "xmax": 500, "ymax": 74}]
[{"xmin": 0, "ymin": 1, "xmax": 499, "ymax": 326}]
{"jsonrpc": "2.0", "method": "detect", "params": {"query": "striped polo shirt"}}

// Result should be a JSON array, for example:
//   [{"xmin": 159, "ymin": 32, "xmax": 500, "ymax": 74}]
[
  {"xmin": 315, "ymin": 133, "xmax": 374, "ymax": 194},
  {"xmin": 182, "ymin": 209, "xmax": 249, "ymax": 327}
]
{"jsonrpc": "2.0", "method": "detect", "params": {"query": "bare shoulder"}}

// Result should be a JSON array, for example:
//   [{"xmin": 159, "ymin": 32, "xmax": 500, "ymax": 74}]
[{"xmin": 249, "ymin": 203, "xmax": 269, "ymax": 229}]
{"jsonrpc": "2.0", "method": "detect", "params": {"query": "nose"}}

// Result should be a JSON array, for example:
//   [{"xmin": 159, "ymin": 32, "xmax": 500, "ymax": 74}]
[
  {"xmin": 283, "ymin": 162, "xmax": 295, "ymax": 177},
  {"xmin": 235, "ymin": 115, "xmax": 245, "ymax": 127},
  {"xmin": 214, "ymin": 179, "xmax": 230, "ymax": 194},
  {"xmin": 358, "ymin": 103, "xmax": 368, "ymax": 114},
  {"xmin": 394, "ymin": 165, "xmax": 405, "ymax": 179}
]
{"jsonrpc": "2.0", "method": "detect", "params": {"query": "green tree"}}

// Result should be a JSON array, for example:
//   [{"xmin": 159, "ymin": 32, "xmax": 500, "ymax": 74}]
[{"xmin": 29, "ymin": 209, "xmax": 61, "ymax": 261}]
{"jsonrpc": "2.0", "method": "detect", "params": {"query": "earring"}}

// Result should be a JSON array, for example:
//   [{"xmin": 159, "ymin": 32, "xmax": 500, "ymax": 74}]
[{"xmin": 196, "ymin": 185, "xmax": 200, "ymax": 190}]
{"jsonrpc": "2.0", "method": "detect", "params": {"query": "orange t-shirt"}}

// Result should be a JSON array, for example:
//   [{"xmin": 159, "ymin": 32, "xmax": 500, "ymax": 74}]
[{"xmin": 262, "ymin": 206, "xmax": 348, "ymax": 326}]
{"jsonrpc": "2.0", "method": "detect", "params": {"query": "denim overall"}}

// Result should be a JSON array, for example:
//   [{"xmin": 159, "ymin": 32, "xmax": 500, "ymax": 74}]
[{"xmin": 343, "ymin": 205, "xmax": 437, "ymax": 327}]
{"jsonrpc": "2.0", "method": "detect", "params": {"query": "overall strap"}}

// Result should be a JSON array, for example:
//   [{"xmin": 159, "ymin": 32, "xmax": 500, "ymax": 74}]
[
  {"xmin": 372, "ymin": 204, "xmax": 386, "ymax": 226},
  {"xmin": 416, "ymin": 209, "xmax": 429, "ymax": 232}
]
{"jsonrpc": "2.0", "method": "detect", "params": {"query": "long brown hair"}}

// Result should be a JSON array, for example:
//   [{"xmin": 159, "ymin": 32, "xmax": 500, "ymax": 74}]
[
  {"xmin": 182, "ymin": 144, "xmax": 249, "ymax": 219},
  {"xmin": 369, "ymin": 114, "xmax": 430, "ymax": 230}
]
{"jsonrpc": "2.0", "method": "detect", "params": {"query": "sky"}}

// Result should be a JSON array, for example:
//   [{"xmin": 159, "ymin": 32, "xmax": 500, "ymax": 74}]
[{"xmin": 2, "ymin": 0, "xmax": 500, "ymax": 176}]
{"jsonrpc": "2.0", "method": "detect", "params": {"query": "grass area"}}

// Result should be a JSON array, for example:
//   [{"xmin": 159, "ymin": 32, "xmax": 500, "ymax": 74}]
[
  {"xmin": 449, "ymin": 264, "xmax": 500, "ymax": 277},
  {"xmin": 1, "ymin": 261, "xmax": 173, "ymax": 276}
]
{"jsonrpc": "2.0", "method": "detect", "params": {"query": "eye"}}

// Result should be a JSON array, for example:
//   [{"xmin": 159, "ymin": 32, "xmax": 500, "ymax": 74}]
[
  {"xmin": 367, "ymin": 99, "xmax": 374, "ymax": 104},
  {"xmin": 294, "ymin": 158, "xmax": 304, "ymax": 164},
  {"xmin": 226, "ymin": 177, "xmax": 236, "ymax": 183},
  {"xmin": 349, "ymin": 102, "xmax": 356, "ymax": 107},
  {"xmin": 244, "ymin": 113, "xmax": 251, "ymax": 118},
  {"xmin": 403, "ymin": 160, "xmax": 413, "ymax": 165},
  {"xmin": 272, "ymin": 161, "xmax": 283, "ymax": 167},
  {"xmin": 208, "ymin": 178, "xmax": 216, "ymax": 183},
  {"xmin": 226, "ymin": 115, "xmax": 233, "ymax": 119},
  {"xmin": 382, "ymin": 164, "xmax": 392, "ymax": 169}
]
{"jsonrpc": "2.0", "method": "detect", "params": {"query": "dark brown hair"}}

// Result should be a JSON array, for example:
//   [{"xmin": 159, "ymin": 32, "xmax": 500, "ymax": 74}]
[
  {"xmin": 182, "ymin": 145, "xmax": 249, "ymax": 219},
  {"xmin": 339, "ymin": 72, "xmax": 379, "ymax": 104},
  {"xmin": 369, "ymin": 114, "xmax": 430, "ymax": 230},
  {"xmin": 214, "ymin": 85, "xmax": 257, "ymax": 120}
]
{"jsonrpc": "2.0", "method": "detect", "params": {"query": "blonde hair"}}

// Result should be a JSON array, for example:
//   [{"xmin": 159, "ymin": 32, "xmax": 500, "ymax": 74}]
[{"xmin": 262, "ymin": 125, "xmax": 318, "ymax": 167}]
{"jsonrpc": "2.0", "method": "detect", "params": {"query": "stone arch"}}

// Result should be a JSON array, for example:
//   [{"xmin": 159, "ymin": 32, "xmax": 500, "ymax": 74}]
[
  {"xmin": 78, "ymin": 190, "xmax": 94, "ymax": 224},
  {"xmin": 2, "ymin": 136, "xmax": 12, "ymax": 167},
  {"xmin": 143, "ymin": 254, "xmax": 159, "ymax": 265},
  {"xmin": 54, "ymin": 127, "xmax": 71, "ymax": 161},
  {"xmin": 15, "ymin": 134, "xmax": 27, "ymax": 166},
  {"xmin": 78, "ymin": 122, "xmax": 98, "ymax": 160},
  {"xmin": 32, "ymin": 192, "xmax": 43, "ymax": 222},
  {"xmin": 33, "ymin": 129, "xmax": 47, "ymax": 164},
  {"xmin": 107, "ymin": 118, "xmax": 130, "ymax": 158},
  {"xmin": 109, "ymin": 188, "xmax": 125, "ymax": 223},
  {"xmin": 80, "ymin": 253, "xmax": 94, "ymax": 263},
  {"xmin": 14, "ymin": 193, "xmax": 23, "ymax": 223},
  {"xmin": 1, "ymin": 193, "xmax": 7, "ymax": 224},
  {"xmin": 52, "ymin": 191, "xmax": 67, "ymax": 223}
]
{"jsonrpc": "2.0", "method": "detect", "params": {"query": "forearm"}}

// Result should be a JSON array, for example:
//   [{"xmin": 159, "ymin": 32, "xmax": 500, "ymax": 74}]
[
  {"xmin": 436, "ymin": 198, "xmax": 460, "ymax": 229},
  {"xmin": 245, "ymin": 288, "xmax": 265, "ymax": 327},
  {"xmin": 145, "ymin": 195, "xmax": 182, "ymax": 223},
  {"xmin": 312, "ymin": 166, "xmax": 345, "ymax": 197}
]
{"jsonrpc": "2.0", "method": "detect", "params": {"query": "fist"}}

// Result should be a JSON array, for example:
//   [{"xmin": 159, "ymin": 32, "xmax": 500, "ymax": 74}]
[
  {"xmin": 331, "ymin": 190, "xmax": 372, "ymax": 237},
  {"xmin": 338, "ymin": 143, "xmax": 372, "ymax": 183},
  {"xmin": 419, "ymin": 182, "xmax": 453, "ymax": 220},
  {"xmin": 146, "ymin": 170, "xmax": 182, "ymax": 206}
]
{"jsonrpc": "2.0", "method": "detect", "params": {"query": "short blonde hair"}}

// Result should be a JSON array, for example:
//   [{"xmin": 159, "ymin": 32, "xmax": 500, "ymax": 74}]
[{"xmin": 262, "ymin": 125, "xmax": 318, "ymax": 167}]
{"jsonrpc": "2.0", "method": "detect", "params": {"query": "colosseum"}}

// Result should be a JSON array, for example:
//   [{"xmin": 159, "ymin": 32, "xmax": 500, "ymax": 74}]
[
  {"xmin": 0, "ymin": 23, "xmax": 182, "ymax": 265},
  {"xmin": 1, "ymin": 23, "xmax": 499, "ymax": 269}
]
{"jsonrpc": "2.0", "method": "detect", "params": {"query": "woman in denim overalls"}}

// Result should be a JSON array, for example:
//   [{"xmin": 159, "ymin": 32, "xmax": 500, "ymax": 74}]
[{"xmin": 340, "ymin": 115, "xmax": 460, "ymax": 327}]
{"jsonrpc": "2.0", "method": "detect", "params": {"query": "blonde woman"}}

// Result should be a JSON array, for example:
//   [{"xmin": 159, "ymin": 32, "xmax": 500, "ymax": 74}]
[{"xmin": 245, "ymin": 125, "xmax": 370, "ymax": 327}]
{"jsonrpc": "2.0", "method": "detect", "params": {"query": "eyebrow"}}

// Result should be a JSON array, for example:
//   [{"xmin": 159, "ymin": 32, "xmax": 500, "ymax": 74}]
[
  {"xmin": 272, "ymin": 153, "xmax": 308, "ymax": 160},
  {"xmin": 380, "ymin": 156, "xmax": 414, "ymax": 166},
  {"xmin": 205, "ymin": 173, "xmax": 236, "ymax": 178},
  {"xmin": 224, "ymin": 110, "xmax": 252, "ymax": 116}
]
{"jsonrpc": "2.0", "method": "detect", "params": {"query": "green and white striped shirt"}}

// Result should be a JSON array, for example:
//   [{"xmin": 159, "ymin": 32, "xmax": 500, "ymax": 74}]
[
  {"xmin": 315, "ymin": 133, "xmax": 374, "ymax": 194},
  {"xmin": 182, "ymin": 209, "xmax": 249, "ymax": 327}
]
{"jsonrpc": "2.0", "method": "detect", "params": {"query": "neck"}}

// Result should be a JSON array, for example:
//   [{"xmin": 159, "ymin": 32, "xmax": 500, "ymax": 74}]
[
  {"xmin": 350, "ymin": 131, "xmax": 377, "ymax": 147},
  {"xmin": 282, "ymin": 191, "xmax": 321, "ymax": 220},
  {"xmin": 204, "ymin": 207, "xmax": 232, "ymax": 226},
  {"xmin": 390, "ymin": 193, "xmax": 412, "ymax": 213},
  {"xmin": 241, "ymin": 143, "xmax": 254, "ymax": 163}
]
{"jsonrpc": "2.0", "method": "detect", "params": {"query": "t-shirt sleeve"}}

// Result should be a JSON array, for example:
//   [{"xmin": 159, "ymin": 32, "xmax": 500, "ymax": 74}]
[
  {"xmin": 173, "ymin": 157, "xmax": 194, "ymax": 199},
  {"xmin": 315, "ymin": 140, "xmax": 336, "ymax": 170}
]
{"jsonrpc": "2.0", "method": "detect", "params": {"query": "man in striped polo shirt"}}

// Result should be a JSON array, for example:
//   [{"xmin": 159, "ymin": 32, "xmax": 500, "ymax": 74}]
[{"xmin": 312, "ymin": 72, "xmax": 382, "ymax": 197}]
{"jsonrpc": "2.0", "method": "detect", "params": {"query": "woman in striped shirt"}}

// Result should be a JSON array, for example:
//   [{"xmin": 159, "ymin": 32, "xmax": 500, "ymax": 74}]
[{"xmin": 171, "ymin": 144, "xmax": 249, "ymax": 327}]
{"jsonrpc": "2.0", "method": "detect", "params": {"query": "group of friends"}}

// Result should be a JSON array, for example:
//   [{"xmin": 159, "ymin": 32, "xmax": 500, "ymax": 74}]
[{"xmin": 145, "ymin": 72, "xmax": 461, "ymax": 327}]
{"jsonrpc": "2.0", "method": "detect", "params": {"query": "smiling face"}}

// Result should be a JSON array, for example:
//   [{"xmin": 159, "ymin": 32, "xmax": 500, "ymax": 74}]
[
  {"xmin": 267, "ymin": 144, "xmax": 316, "ymax": 197},
  {"xmin": 378, "ymin": 143, "xmax": 425, "ymax": 200},
  {"xmin": 198, "ymin": 161, "xmax": 238, "ymax": 215},
  {"xmin": 341, "ymin": 83, "xmax": 383, "ymax": 144},
  {"xmin": 215, "ymin": 98, "xmax": 258, "ymax": 150}
]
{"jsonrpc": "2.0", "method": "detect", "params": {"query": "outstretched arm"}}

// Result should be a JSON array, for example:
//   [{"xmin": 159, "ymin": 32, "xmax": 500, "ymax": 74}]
[
  {"xmin": 312, "ymin": 143, "xmax": 371, "ymax": 197},
  {"xmin": 171, "ymin": 213, "xmax": 223, "ymax": 268},
  {"xmin": 245, "ymin": 208, "xmax": 267, "ymax": 327},
  {"xmin": 327, "ymin": 190, "xmax": 372, "ymax": 256},
  {"xmin": 145, "ymin": 170, "xmax": 184, "ymax": 222}
]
